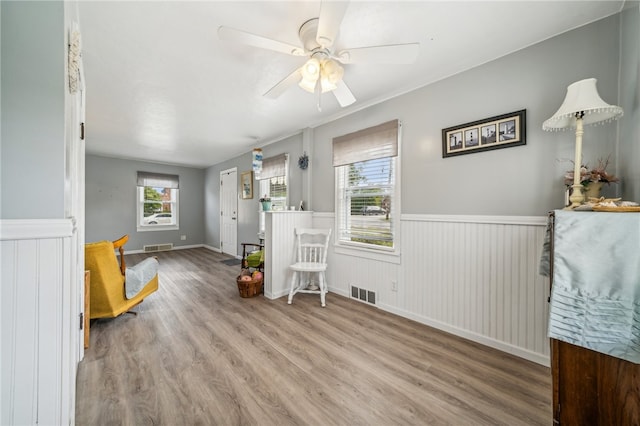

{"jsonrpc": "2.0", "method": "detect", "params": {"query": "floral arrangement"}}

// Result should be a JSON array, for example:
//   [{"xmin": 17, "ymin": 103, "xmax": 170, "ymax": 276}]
[
  {"xmin": 259, "ymin": 195, "xmax": 271, "ymax": 202},
  {"xmin": 564, "ymin": 156, "xmax": 619, "ymax": 186}
]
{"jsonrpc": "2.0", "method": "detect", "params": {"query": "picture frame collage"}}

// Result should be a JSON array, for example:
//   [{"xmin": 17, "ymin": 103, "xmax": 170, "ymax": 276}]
[{"xmin": 442, "ymin": 109, "xmax": 526, "ymax": 158}]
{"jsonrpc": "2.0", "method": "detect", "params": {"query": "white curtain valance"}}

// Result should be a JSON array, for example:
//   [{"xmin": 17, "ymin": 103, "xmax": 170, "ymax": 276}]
[
  {"xmin": 332, "ymin": 120, "xmax": 399, "ymax": 167},
  {"xmin": 257, "ymin": 153, "xmax": 288, "ymax": 180},
  {"xmin": 136, "ymin": 171, "xmax": 179, "ymax": 189}
]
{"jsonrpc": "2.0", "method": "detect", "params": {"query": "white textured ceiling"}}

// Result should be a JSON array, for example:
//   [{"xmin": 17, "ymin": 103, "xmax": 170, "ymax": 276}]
[{"xmin": 78, "ymin": 1, "xmax": 624, "ymax": 168}]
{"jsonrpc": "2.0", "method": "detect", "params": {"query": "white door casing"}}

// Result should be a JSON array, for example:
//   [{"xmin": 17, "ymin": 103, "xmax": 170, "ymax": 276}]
[
  {"xmin": 64, "ymin": 18, "xmax": 86, "ymax": 423},
  {"xmin": 220, "ymin": 168, "xmax": 238, "ymax": 257}
]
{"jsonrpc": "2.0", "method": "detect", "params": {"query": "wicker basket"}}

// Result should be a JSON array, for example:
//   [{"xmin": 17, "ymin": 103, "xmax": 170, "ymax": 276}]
[{"xmin": 236, "ymin": 275, "xmax": 263, "ymax": 298}]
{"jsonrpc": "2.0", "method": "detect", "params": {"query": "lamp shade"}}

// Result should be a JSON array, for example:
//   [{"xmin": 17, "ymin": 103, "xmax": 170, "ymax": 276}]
[
  {"xmin": 542, "ymin": 78, "xmax": 623, "ymax": 131},
  {"xmin": 321, "ymin": 58, "xmax": 344, "ymax": 84},
  {"xmin": 299, "ymin": 58, "xmax": 320, "ymax": 93},
  {"xmin": 301, "ymin": 58, "xmax": 320, "ymax": 81}
]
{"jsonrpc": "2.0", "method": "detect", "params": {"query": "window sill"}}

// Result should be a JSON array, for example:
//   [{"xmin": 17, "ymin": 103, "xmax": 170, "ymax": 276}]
[
  {"xmin": 334, "ymin": 243, "xmax": 400, "ymax": 264},
  {"xmin": 137, "ymin": 224, "xmax": 179, "ymax": 232}
]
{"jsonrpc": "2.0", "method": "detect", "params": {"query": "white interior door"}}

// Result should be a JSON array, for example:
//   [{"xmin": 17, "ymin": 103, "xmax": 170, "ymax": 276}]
[
  {"xmin": 64, "ymin": 22, "xmax": 86, "ymax": 366},
  {"xmin": 220, "ymin": 169, "xmax": 238, "ymax": 257}
]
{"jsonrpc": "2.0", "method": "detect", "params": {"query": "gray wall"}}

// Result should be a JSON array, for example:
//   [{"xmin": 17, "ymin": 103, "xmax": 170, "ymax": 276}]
[
  {"xmin": 88, "ymin": 9, "xmax": 636, "ymax": 252},
  {"xmin": 204, "ymin": 133, "xmax": 304, "ymax": 251},
  {"xmin": 311, "ymin": 13, "xmax": 623, "ymax": 216},
  {"xmin": 204, "ymin": 12, "xmax": 632, "ymax": 249},
  {"xmin": 1, "ymin": 1, "xmax": 66, "ymax": 219},
  {"xmin": 86, "ymin": 155, "xmax": 205, "ymax": 250},
  {"xmin": 619, "ymin": 2, "xmax": 640, "ymax": 202}
]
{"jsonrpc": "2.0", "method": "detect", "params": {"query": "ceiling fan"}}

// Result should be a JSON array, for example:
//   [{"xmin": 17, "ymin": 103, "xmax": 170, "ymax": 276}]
[{"xmin": 218, "ymin": 1, "xmax": 419, "ymax": 110}]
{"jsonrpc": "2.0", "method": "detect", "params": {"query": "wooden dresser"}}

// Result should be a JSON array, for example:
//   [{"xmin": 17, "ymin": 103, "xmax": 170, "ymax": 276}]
[
  {"xmin": 551, "ymin": 339, "xmax": 640, "ymax": 424},
  {"xmin": 548, "ymin": 210, "xmax": 640, "ymax": 425}
]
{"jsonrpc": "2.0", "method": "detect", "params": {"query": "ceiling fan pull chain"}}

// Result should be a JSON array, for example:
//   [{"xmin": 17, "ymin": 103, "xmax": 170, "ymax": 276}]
[{"xmin": 315, "ymin": 78, "xmax": 322, "ymax": 112}]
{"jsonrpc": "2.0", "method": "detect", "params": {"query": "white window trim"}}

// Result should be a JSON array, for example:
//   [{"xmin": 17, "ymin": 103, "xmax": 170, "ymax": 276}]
[
  {"xmin": 136, "ymin": 186, "xmax": 180, "ymax": 232},
  {"xmin": 334, "ymin": 241, "xmax": 401, "ymax": 264}
]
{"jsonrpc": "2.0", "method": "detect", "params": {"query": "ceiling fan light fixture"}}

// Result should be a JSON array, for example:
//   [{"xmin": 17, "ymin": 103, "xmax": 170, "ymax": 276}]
[
  {"xmin": 299, "ymin": 57, "xmax": 321, "ymax": 93},
  {"xmin": 220, "ymin": 2, "xmax": 420, "ymax": 109},
  {"xmin": 320, "ymin": 76, "xmax": 338, "ymax": 93},
  {"xmin": 321, "ymin": 58, "xmax": 344, "ymax": 84},
  {"xmin": 299, "ymin": 76, "xmax": 318, "ymax": 93},
  {"xmin": 301, "ymin": 57, "xmax": 320, "ymax": 81}
]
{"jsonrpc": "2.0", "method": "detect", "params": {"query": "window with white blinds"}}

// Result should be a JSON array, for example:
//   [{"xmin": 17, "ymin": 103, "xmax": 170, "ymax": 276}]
[
  {"xmin": 260, "ymin": 175, "xmax": 288, "ymax": 211},
  {"xmin": 257, "ymin": 154, "xmax": 289, "ymax": 236},
  {"xmin": 334, "ymin": 120, "xmax": 399, "ymax": 250},
  {"xmin": 257, "ymin": 153, "xmax": 288, "ymax": 211},
  {"xmin": 137, "ymin": 171, "xmax": 179, "ymax": 189},
  {"xmin": 332, "ymin": 120, "xmax": 398, "ymax": 166},
  {"xmin": 256, "ymin": 153, "xmax": 288, "ymax": 181},
  {"xmin": 136, "ymin": 171, "xmax": 179, "ymax": 231}
]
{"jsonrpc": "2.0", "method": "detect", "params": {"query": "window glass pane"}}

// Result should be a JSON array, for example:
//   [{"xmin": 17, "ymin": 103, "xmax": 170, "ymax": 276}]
[
  {"xmin": 338, "ymin": 157, "xmax": 394, "ymax": 248},
  {"xmin": 141, "ymin": 186, "xmax": 177, "ymax": 226},
  {"xmin": 258, "ymin": 173, "xmax": 288, "ymax": 236},
  {"xmin": 269, "ymin": 176, "xmax": 287, "ymax": 210}
]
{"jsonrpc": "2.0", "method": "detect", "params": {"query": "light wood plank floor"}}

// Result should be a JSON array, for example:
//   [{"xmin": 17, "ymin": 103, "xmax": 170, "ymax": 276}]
[{"xmin": 76, "ymin": 248, "xmax": 551, "ymax": 425}]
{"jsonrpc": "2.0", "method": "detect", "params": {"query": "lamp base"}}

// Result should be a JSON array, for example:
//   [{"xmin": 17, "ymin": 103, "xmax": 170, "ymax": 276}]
[{"xmin": 565, "ymin": 183, "xmax": 585, "ymax": 210}]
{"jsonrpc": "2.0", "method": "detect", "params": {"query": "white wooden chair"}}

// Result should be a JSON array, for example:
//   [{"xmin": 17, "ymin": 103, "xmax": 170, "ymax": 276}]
[{"xmin": 287, "ymin": 228, "xmax": 332, "ymax": 307}]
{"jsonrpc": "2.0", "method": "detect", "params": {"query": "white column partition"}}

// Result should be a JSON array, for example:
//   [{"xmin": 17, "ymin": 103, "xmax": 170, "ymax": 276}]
[
  {"xmin": 263, "ymin": 211, "xmax": 313, "ymax": 299},
  {"xmin": 1, "ymin": 219, "xmax": 75, "ymax": 425}
]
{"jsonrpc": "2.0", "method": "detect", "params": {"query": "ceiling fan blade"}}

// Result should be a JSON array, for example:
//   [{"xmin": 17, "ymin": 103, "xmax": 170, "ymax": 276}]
[
  {"xmin": 218, "ymin": 26, "xmax": 305, "ymax": 56},
  {"xmin": 316, "ymin": 1, "xmax": 349, "ymax": 48},
  {"xmin": 263, "ymin": 67, "xmax": 302, "ymax": 99},
  {"xmin": 333, "ymin": 80, "xmax": 356, "ymax": 107},
  {"xmin": 337, "ymin": 43, "xmax": 420, "ymax": 64}
]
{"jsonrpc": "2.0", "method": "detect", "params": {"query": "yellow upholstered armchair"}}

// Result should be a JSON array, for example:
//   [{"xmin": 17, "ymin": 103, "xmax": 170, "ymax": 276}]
[{"xmin": 85, "ymin": 235, "xmax": 159, "ymax": 319}]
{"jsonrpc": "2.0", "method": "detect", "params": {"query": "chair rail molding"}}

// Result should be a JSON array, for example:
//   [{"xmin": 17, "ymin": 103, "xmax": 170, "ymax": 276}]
[
  {"xmin": 401, "ymin": 213, "xmax": 547, "ymax": 226},
  {"xmin": 0, "ymin": 218, "xmax": 74, "ymax": 240}
]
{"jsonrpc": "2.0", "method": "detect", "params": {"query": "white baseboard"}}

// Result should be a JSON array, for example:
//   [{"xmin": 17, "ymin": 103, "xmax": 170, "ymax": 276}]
[
  {"xmin": 377, "ymin": 302, "xmax": 550, "ymax": 367},
  {"xmin": 328, "ymin": 287, "xmax": 349, "ymax": 298},
  {"xmin": 323, "ymin": 290, "xmax": 549, "ymax": 366},
  {"xmin": 122, "ymin": 243, "xmax": 204, "ymax": 255},
  {"xmin": 264, "ymin": 289, "xmax": 290, "ymax": 300},
  {"xmin": 203, "ymin": 244, "xmax": 221, "ymax": 253}
]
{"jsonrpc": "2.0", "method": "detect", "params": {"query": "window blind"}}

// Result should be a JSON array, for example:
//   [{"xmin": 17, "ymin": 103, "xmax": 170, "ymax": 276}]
[
  {"xmin": 336, "ymin": 157, "xmax": 395, "ymax": 247},
  {"xmin": 257, "ymin": 153, "xmax": 288, "ymax": 180},
  {"xmin": 137, "ymin": 171, "xmax": 179, "ymax": 189},
  {"xmin": 261, "ymin": 176, "xmax": 288, "ymax": 210},
  {"xmin": 332, "ymin": 120, "xmax": 399, "ymax": 167}
]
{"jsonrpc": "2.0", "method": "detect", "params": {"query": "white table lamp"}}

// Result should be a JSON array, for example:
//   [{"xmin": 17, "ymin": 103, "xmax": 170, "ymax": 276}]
[{"xmin": 542, "ymin": 78, "xmax": 623, "ymax": 209}]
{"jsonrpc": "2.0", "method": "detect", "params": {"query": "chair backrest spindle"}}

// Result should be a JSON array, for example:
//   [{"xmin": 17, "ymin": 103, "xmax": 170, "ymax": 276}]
[{"xmin": 294, "ymin": 228, "xmax": 332, "ymax": 266}]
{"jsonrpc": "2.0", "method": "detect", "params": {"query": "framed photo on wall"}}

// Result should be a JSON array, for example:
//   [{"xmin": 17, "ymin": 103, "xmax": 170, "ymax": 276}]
[
  {"xmin": 241, "ymin": 171, "xmax": 253, "ymax": 199},
  {"xmin": 442, "ymin": 109, "xmax": 526, "ymax": 158}
]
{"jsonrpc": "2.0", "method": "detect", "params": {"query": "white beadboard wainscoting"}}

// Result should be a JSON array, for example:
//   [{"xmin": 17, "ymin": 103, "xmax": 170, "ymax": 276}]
[
  {"xmin": 312, "ymin": 213, "xmax": 550, "ymax": 366},
  {"xmin": 1, "ymin": 219, "xmax": 76, "ymax": 426},
  {"xmin": 264, "ymin": 211, "xmax": 314, "ymax": 299}
]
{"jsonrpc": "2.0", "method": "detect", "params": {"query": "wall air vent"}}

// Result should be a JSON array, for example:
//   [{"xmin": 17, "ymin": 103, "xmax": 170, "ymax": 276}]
[
  {"xmin": 143, "ymin": 243, "xmax": 173, "ymax": 253},
  {"xmin": 350, "ymin": 285, "xmax": 376, "ymax": 305}
]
